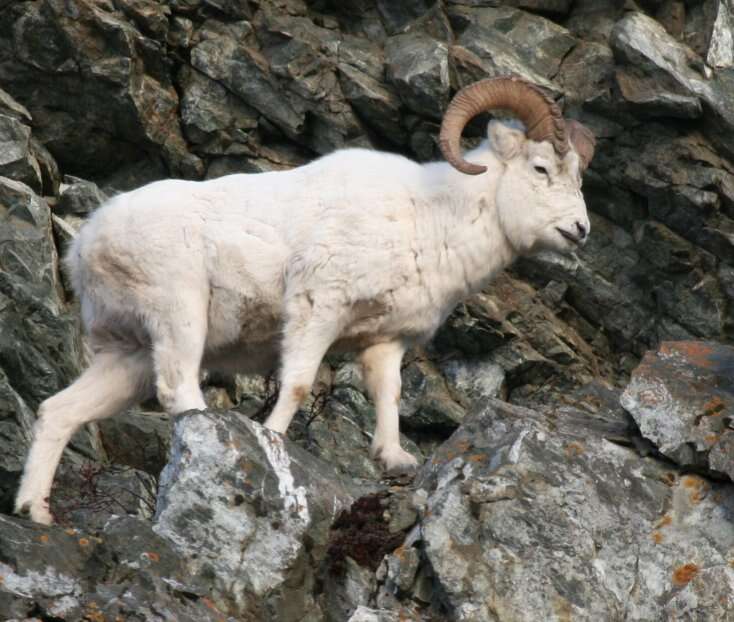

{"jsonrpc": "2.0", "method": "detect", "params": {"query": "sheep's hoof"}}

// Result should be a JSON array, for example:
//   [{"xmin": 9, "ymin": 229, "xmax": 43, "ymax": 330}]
[
  {"xmin": 373, "ymin": 445, "xmax": 419, "ymax": 477},
  {"xmin": 15, "ymin": 499, "xmax": 53, "ymax": 526}
]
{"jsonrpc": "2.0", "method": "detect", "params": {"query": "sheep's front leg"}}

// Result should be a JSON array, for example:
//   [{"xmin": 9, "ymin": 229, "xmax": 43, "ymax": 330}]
[
  {"xmin": 265, "ymin": 309, "xmax": 340, "ymax": 434},
  {"xmin": 360, "ymin": 341, "xmax": 418, "ymax": 474}
]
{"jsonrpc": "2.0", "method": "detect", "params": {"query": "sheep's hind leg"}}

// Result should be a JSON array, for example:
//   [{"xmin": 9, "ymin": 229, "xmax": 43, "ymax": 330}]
[
  {"xmin": 360, "ymin": 341, "xmax": 418, "ymax": 475},
  {"xmin": 15, "ymin": 349, "xmax": 153, "ymax": 524}
]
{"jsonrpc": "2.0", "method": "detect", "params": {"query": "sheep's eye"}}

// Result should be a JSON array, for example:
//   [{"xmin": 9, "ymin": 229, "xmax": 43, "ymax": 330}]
[{"xmin": 534, "ymin": 165, "xmax": 549, "ymax": 176}]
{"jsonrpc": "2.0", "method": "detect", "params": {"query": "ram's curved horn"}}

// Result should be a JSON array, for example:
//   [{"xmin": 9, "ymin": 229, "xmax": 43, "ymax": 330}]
[
  {"xmin": 439, "ymin": 76, "xmax": 568, "ymax": 175},
  {"xmin": 566, "ymin": 119, "xmax": 596, "ymax": 173}
]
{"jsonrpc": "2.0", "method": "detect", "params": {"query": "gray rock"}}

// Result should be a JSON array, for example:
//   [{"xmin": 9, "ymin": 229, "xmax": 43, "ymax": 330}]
[
  {"xmin": 57, "ymin": 176, "xmax": 107, "ymax": 216},
  {"xmin": 614, "ymin": 67, "xmax": 703, "ymax": 119},
  {"xmin": 400, "ymin": 359, "xmax": 466, "ymax": 432},
  {"xmin": 0, "ymin": 177, "xmax": 81, "ymax": 409},
  {"xmin": 347, "ymin": 606, "xmax": 399, "ymax": 622},
  {"xmin": 98, "ymin": 410, "xmax": 172, "ymax": 476},
  {"xmin": 0, "ymin": 368, "xmax": 35, "ymax": 514},
  {"xmin": 621, "ymin": 341, "xmax": 734, "ymax": 481},
  {"xmin": 385, "ymin": 33, "xmax": 451, "ymax": 121},
  {"xmin": 376, "ymin": 0, "xmax": 440, "ymax": 36},
  {"xmin": 448, "ymin": 5, "xmax": 576, "ymax": 79},
  {"xmin": 51, "ymin": 462, "xmax": 157, "ymax": 530},
  {"xmin": 155, "ymin": 410, "xmax": 360, "ymax": 620},
  {"xmin": 322, "ymin": 556, "xmax": 377, "ymax": 622},
  {"xmin": 611, "ymin": 11, "xmax": 734, "ymax": 158},
  {"xmin": 0, "ymin": 114, "xmax": 41, "ymax": 192},
  {"xmin": 708, "ymin": 4, "xmax": 733, "ymax": 68},
  {"xmin": 415, "ymin": 397, "xmax": 734, "ymax": 620},
  {"xmin": 455, "ymin": 22, "xmax": 559, "ymax": 93}
]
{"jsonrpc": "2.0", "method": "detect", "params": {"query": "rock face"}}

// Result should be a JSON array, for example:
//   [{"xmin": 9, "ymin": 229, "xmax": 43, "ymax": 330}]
[{"xmin": 1, "ymin": 0, "xmax": 734, "ymax": 620}]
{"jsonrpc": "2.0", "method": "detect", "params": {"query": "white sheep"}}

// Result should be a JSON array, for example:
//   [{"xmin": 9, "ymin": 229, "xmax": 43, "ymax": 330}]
[{"xmin": 15, "ymin": 77, "xmax": 595, "ymax": 525}]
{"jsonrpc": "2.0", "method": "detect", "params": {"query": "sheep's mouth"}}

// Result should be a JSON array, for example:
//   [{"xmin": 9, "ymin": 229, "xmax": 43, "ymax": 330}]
[{"xmin": 556, "ymin": 227, "xmax": 583, "ymax": 245}]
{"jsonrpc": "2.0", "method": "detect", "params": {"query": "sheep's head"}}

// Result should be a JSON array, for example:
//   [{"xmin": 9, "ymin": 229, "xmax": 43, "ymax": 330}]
[{"xmin": 439, "ymin": 76, "xmax": 595, "ymax": 256}]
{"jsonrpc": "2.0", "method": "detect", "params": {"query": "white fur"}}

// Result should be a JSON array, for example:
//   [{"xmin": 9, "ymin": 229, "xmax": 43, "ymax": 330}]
[{"xmin": 15, "ymin": 121, "xmax": 590, "ymax": 524}]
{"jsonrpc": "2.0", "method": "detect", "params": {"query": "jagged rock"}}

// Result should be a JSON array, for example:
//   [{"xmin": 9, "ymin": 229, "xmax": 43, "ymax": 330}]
[
  {"xmin": 323, "ymin": 556, "xmax": 377, "ymax": 622},
  {"xmin": 154, "ymin": 410, "xmax": 361, "ymax": 620},
  {"xmin": 0, "ymin": 369, "xmax": 35, "ymax": 514},
  {"xmin": 57, "ymin": 176, "xmax": 107, "ymax": 216},
  {"xmin": 448, "ymin": 5, "xmax": 576, "ymax": 79},
  {"xmin": 178, "ymin": 65, "xmax": 259, "ymax": 154},
  {"xmin": 621, "ymin": 341, "xmax": 734, "ymax": 481},
  {"xmin": 376, "ymin": 0, "xmax": 441, "ymax": 36},
  {"xmin": 0, "ymin": 114, "xmax": 41, "ymax": 191},
  {"xmin": 414, "ymin": 396, "xmax": 734, "ymax": 620},
  {"xmin": 614, "ymin": 67, "xmax": 703, "ymax": 118},
  {"xmin": 454, "ymin": 19, "xmax": 560, "ymax": 93},
  {"xmin": 611, "ymin": 11, "xmax": 734, "ymax": 158},
  {"xmin": 0, "ymin": 177, "xmax": 81, "ymax": 409},
  {"xmin": 98, "ymin": 410, "xmax": 171, "ymax": 476},
  {"xmin": 400, "ymin": 359, "xmax": 466, "ymax": 433},
  {"xmin": 706, "ymin": 0, "xmax": 734, "ymax": 68},
  {"xmin": 557, "ymin": 41, "xmax": 616, "ymax": 103},
  {"xmin": 385, "ymin": 33, "xmax": 451, "ymax": 121}
]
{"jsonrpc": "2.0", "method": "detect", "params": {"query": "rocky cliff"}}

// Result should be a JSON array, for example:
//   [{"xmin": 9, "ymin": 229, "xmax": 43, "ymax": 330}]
[{"xmin": 1, "ymin": 0, "xmax": 734, "ymax": 620}]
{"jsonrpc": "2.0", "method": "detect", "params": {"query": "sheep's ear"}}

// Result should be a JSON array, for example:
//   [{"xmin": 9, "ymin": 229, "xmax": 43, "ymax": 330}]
[{"xmin": 488, "ymin": 120, "xmax": 525, "ymax": 162}]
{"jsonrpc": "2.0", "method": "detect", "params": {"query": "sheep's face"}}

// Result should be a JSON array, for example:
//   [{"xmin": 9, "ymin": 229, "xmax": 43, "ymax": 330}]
[{"xmin": 490, "ymin": 121, "xmax": 590, "ymax": 256}]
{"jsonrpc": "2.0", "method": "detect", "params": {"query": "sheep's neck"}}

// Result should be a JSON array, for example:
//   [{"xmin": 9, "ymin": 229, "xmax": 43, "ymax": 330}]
[{"xmin": 417, "ymin": 164, "xmax": 517, "ymax": 311}]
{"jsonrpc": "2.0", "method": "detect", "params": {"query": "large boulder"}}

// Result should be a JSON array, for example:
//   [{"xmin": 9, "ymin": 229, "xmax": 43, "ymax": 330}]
[
  {"xmin": 621, "ymin": 341, "xmax": 734, "ymax": 481},
  {"xmin": 154, "ymin": 410, "xmax": 362, "ymax": 620}
]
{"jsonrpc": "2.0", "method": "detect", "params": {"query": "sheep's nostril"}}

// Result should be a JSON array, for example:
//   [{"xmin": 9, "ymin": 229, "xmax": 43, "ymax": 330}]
[{"xmin": 576, "ymin": 221, "xmax": 588, "ymax": 239}]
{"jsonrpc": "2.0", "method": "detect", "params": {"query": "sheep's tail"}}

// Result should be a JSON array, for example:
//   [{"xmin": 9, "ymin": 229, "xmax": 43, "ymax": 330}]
[{"xmin": 15, "ymin": 347, "xmax": 153, "ymax": 524}]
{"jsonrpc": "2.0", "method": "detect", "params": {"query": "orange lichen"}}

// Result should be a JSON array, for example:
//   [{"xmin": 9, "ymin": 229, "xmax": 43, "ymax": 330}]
[
  {"xmin": 672, "ymin": 563, "xmax": 700, "ymax": 587},
  {"xmin": 681, "ymin": 475, "xmax": 709, "ymax": 504},
  {"xmin": 83, "ymin": 608, "xmax": 105, "ymax": 622},
  {"xmin": 467, "ymin": 454, "xmax": 486, "ymax": 463},
  {"xmin": 78, "ymin": 537, "xmax": 90, "ymax": 547},
  {"xmin": 705, "ymin": 433, "xmax": 720, "ymax": 445},
  {"xmin": 661, "ymin": 342, "xmax": 715, "ymax": 368},
  {"xmin": 652, "ymin": 531, "xmax": 664, "ymax": 544},
  {"xmin": 656, "ymin": 514, "xmax": 672, "ymax": 528},
  {"xmin": 564, "ymin": 441, "xmax": 585, "ymax": 457},
  {"xmin": 38, "ymin": 534, "xmax": 49, "ymax": 544},
  {"xmin": 661, "ymin": 472, "xmax": 677, "ymax": 487},
  {"xmin": 702, "ymin": 396, "xmax": 726, "ymax": 417},
  {"xmin": 144, "ymin": 551, "xmax": 160, "ymax": 563}
]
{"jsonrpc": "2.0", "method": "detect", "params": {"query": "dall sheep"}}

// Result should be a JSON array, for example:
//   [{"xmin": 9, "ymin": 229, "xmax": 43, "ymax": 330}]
[{"xmin": 16, "ymin": 77, "xmax": 595, "ymax": 525}]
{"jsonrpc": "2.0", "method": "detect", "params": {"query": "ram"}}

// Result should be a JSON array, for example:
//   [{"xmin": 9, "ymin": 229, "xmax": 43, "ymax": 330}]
[{"xmin": 16, "ymin": 77, "xmax": 595, "ymax": 525}]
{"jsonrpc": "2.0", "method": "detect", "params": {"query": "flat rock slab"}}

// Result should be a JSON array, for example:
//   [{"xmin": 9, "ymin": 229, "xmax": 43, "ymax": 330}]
[
  {"xmin": 0, "ymin": 514, "xmax": 235, "ymax": 621},
  {"xmin": 621, "ymin": 341, "xmax": 734, "ymax": 480}
]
